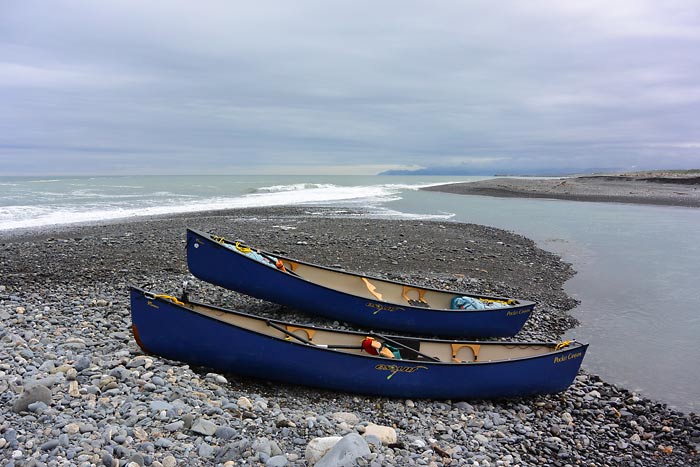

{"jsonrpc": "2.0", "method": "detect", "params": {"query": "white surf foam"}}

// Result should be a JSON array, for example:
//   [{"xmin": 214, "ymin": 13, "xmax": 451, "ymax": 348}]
[
  {"xmin": 0, "ymin": 178, "xmax": 473, "ymax": 231},
  {"xmin": 253, "ymin": 183, "xmax": 336, "ymax": 193},
  {"xmin": 0, "ymin": 182, "xmax": 413, "ymax": 231}
]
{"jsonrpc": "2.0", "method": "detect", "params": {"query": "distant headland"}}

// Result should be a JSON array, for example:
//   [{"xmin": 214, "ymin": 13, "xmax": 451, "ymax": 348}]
[{"xmin": 379, "ymin": 166, "xmax": 624, "ymax": 176}]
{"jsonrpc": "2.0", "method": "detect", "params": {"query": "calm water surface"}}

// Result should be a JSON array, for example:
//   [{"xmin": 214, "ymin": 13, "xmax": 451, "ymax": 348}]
[{"xmin": 388, "ymin": 190, "xmax": 700, "ymax": 413}]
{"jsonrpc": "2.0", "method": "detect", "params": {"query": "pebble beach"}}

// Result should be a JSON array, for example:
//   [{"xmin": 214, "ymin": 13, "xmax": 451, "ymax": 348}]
[{"xmin": 1, "ymin": 206, "xmax": 698, "ymax": 467}]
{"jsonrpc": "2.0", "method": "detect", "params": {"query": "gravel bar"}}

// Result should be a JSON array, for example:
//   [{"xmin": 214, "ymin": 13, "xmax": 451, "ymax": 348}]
[
  {"xmin": 422, "ymin": 175, "xmax": 700, "ymax": 208},
  {"xmin": 1, "ymin": 206, "xmax": 698, "ymax": 467}
]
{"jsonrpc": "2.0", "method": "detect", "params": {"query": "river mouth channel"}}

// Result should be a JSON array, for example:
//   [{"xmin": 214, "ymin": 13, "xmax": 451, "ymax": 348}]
[{"xmin": 389, "ymin": 190, "xmax": 700, "ymax": 413}]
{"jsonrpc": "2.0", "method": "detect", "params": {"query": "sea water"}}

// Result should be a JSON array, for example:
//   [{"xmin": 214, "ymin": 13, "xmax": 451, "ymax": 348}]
[
  {"xmin": 1, "ymin": 174, "xmax": 697, "ymax": 412},
  {"xmin": 0, "ymin": 175, "xmax": 473, "ymax": 230}
]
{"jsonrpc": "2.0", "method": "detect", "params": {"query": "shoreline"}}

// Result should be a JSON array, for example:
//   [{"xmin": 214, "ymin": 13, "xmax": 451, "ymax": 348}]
[
  {"xmin": 422, "ymin": 174, "xmax": 700, "ymax": 208},
  {"xmin": 1, "ymin": 207, "xmax": 698, "ymax": 466}
]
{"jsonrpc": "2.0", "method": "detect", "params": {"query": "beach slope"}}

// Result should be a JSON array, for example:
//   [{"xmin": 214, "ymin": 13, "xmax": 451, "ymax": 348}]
[{"xmin": 1, "ymin": 208, "xmax": 698, "ymax": 466}]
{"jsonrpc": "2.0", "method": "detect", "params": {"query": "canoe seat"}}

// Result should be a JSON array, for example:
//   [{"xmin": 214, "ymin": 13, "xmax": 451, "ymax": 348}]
[
  {"xmin": 282, "ymin": 261, "xmax": 300, "ymax": 273},
  {"xmin": 452, "ymin": 344, "xmax": 481, "ymax": 363},
  {"xmin": 362, "ymin": 278, "xmax": 383, "ymax": 301},
  {"xmin": 402, "ymin": 286, "xmax": 430, "ymax": 308},
  {"xmin": 284, "ymin": 325, "xmax": 316, "ymax": 342}
]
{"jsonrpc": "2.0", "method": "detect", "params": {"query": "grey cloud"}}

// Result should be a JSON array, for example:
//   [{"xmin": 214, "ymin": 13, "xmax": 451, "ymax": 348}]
[{"xmin": 1, "ymin": 0, "xmax": 699, "ymax": 174}]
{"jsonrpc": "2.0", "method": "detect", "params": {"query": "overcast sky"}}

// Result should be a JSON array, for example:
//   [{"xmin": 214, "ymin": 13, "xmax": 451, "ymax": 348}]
[{"xmin": 2, "ymin": 1, "xmax": 699, "ymax": 175}]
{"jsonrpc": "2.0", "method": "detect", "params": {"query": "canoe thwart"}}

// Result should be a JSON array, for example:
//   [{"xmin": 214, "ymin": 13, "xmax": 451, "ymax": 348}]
[
  {"xmin": 401, "ymin": 286, "xmax": 429, "ymax": 307},
  {"xmin": 452, "ymin": 343, "xmax": 481, "ymax": 363},
  {"xmin": 266, "ymin": 320, "xmax": 313, "ymax": 345},
  {"xmin": 270, "ymin": 321, "xmax": 366, "ymax": 352},
  {"xmin": 285, "ymin": 325, "xmax": 316, "ymax": 342},
  {"xmin": 362, "ymin": 278, "xmax": 383, "ymax": 301}
]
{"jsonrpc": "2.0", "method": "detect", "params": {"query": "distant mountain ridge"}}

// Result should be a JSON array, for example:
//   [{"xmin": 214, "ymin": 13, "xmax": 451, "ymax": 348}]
[{"xmin": 379, "ymin": 166, "xmax": 622, "ymax": 176}]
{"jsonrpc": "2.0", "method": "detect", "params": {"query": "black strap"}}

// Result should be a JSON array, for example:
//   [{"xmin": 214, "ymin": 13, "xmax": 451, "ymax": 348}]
[
  {"xmin": 370, "ymin": 332, "xmax": 441, "ymax": 362},
  {"xmin": 266, "ymin": 321, "xmax": 364, "ymax": 350}
]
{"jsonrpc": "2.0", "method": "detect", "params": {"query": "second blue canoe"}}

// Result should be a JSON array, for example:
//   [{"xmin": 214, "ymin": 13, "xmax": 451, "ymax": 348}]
[{"xmin": 186, "ymin": 229, "xmax": 535, "ymax": 338}]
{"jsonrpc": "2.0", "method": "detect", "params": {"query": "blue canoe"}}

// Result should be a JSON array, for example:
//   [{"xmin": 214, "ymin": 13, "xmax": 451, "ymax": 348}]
[
  {"xmin": 186, "ymin": 228, "xmax": 536, "ymax": 338},
  {"xmin": 130, "ymin": 287, "xmax": 587, "ymax": 399}
]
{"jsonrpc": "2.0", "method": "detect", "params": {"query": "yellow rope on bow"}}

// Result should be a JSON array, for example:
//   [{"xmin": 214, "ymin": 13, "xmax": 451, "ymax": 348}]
[
  {"xmin": 212, "ymin": 235, "xmax": 226, "ymax": 244},
  {"xmin": 555, "ymin": 340, "xmax": 572, "ymax": 351},
  {"xmin": 235, "ymin": 242, "xmax": 252, "ymax": 254},
  {"xmin": 152, "ymin": 295, "xmax": 185, "ymax": 306}
]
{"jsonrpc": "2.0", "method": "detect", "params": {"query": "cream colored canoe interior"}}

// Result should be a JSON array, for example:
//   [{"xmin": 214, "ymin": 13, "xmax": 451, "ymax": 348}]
[
  {"xmin": 276, "ymin": 257, "xmax": 517, "ymax": 310},
  {"xmin": 214, "ymin": 237, "xmax": 520, "ymax": 310},
  {"xmin": 179, "ymin": 301, "xmax": 563, "ymax": 364}
]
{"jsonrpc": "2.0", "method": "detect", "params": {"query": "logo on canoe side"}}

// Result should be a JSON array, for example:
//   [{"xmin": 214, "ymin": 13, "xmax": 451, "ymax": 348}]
[
  {"xmin": 366, "ymin": 302, "xmax": 406, "ymax": 315},
  {"xmin": 553, "ymin": 352, "xmax": 583, "ymax": 364},
  {"xmin": 506, "ymin": 308, "xmax": 531, "ymax": 316},
  {"xmin": 375, "ymin": 364, "xmax": 429, "ymax": 380}
]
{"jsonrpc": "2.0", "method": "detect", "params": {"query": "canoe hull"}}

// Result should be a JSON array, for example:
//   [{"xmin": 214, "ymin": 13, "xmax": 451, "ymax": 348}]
[
  {"xmin": 130, "ymin": 288, "xmax": 586, "ymax": 399},
  {"xmin": 186, "ymin": 229, "xmax": 534, "ymax": 338}
]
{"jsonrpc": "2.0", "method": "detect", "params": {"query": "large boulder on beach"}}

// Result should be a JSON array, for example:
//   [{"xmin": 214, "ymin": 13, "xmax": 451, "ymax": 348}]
[
  {"xmin": 312, "ymin": 433, "xmax": 370, "ymax": 467},
  {"xmin": 363, "ymin": 423, "xmax": 397, "ymax": 445},
  {"xmin": 191, "ymin": 418, "xmax": 217, "ymax": 436},
  {"xmin": 12, "ymin": 383, "xmax": 52, "ymax": 413},
  {"xmin": 305, "ymin": 436, "xmax": 342, "ymax": 465}
]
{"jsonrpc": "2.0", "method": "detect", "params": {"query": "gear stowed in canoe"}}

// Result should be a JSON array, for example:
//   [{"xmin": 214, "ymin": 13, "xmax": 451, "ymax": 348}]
[
  {"xmin": 130, "ymin": 287, "xmax": 587, "ymax": 399},
  {"xmin": 185, "ymin": 228, "xmax": 536, "ymax": 338}
]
